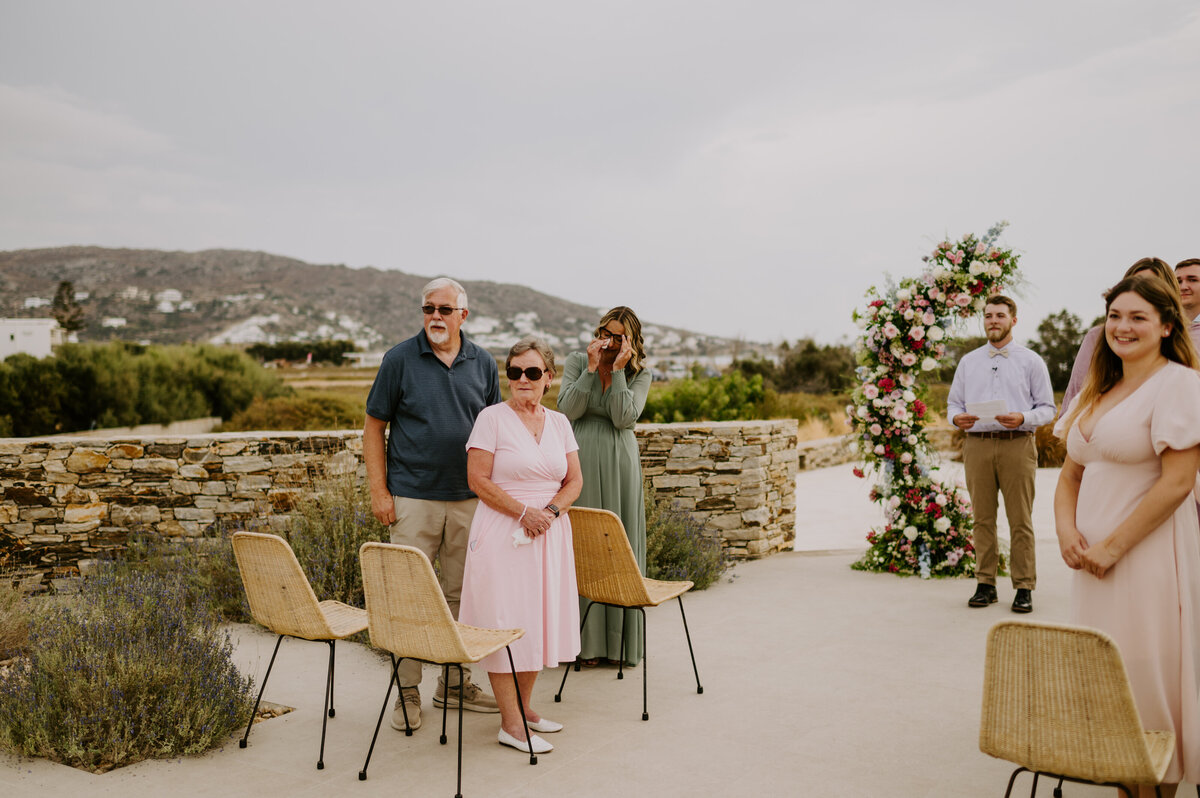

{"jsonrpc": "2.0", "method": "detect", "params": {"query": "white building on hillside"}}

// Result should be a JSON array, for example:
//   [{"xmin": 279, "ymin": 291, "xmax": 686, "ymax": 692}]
[{"xmin": 0, "ymin": 318, "xmax": 67, "ymax": 360}]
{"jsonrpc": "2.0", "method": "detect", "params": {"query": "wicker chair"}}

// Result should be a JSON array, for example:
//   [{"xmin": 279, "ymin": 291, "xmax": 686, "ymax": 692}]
[
  {"xmin": 357, "ymin": 542, "xmax": 536, "ymax": 794},
  {"xmin": 980, "ymin": 620, "xmax": 1180, "ymax": 798},
  {"xmin": 231, "ymin": 531, "xmax": 368, "ymax": 770},
  {"xmin": 554, "ymin": 506, "xmax": 703, "ymax": 721}
]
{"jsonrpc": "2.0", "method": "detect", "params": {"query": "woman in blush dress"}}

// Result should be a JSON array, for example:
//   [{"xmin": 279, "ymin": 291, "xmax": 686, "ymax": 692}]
[
  {"xmin": 1054, "ymin": 275, "xmax": 1200, "ymax": 797},
  {"xmin": 458, "ymin": 337, "xmax": 582, "ymax": 755},
  {"xmin": 556, "ymin": 306, "xmax": 652, "ymax": 667}
]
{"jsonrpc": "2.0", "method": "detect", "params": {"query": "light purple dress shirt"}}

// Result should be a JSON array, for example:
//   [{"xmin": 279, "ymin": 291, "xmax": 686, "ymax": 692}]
[{"xmin": 947, "ymin": 341, "xmax": 1056, "ymax": 432}]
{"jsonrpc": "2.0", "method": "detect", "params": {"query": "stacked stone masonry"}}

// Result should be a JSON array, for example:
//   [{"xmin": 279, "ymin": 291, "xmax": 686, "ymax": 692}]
[
  {"xmin": 3, "ymin": 421, "xmax": 807, "ymax": 577},
  {"xmin": 636, "ymin": 420, "xmax": 799, "ymax": 559},
  {"xmin": 0, "ymin": 432, "xmax": 364, "ymax": 578}
]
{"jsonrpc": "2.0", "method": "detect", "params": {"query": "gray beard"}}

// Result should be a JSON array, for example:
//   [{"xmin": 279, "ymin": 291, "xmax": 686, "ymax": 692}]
[{"xmin": 427, "ymin": 328, "xmax": 450, "ymax": 345}]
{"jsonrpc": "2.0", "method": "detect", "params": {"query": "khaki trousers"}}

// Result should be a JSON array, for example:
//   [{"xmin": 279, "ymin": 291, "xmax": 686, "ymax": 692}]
[
  {"xmin": 962, "ymin": 435, "xmax": 1037, "ymax": 590},
  {"xmin": 388, "ymin": 496, "xmax": 478, "ymax": 689}
]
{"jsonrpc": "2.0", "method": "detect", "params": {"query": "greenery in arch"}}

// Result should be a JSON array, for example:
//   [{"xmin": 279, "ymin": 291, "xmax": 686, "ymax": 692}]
[{"xmin": 848, "ymin": 222, "xmax": 1021, "ymax": 577}]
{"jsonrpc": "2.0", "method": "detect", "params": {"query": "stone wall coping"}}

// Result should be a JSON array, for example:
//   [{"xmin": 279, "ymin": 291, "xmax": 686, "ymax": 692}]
[
  {"xmin": 0, "ymin": 430, "xmax": 363, "ymax": 444},
  {"xmin": 636, "ymin": 419, "xmax": 798, "ymax": 432}
]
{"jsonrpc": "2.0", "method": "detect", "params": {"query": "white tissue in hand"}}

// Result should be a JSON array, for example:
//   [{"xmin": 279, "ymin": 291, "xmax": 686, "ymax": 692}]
[{"xmin": 512, "ymin": 528, "xmax": 533, "ymax": 548}]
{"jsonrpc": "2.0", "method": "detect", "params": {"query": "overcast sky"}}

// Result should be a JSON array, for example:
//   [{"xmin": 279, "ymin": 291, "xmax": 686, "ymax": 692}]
[{"xmin": 2, "ymin": 1, "xmax": 1197, "ymax": 345}]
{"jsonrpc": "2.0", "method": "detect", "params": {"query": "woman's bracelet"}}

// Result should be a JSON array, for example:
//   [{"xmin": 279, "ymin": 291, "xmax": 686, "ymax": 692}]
[{"xmin": 518, "ymin": 505, "xmax": 528, "ymax": 523}]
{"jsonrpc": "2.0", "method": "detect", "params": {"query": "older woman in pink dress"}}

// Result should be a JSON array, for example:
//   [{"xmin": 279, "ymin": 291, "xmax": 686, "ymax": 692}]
[
  {"xmin": 1055, "ymin": 275, "xmax": 1200, "ymax": 797},
  {"xmin": 458, "ymin": 337, "xmax": 582, "ymax": 755}
]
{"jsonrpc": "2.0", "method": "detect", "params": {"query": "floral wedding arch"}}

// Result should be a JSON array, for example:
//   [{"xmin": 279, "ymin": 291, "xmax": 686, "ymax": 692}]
[{"xmin": 848, "ymin": 222, "xmax": 1020, "ymax": 577}]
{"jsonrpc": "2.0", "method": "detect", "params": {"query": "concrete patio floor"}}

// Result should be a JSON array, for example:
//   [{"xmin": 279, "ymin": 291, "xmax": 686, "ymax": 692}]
[{"xmin": 0, "ymin": 463, "xmax": 1167, "ymax": 797}]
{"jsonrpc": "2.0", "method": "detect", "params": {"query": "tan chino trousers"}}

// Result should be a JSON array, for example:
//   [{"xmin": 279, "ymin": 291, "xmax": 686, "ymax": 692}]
[
  {"xmin": 962, "ymin": 434, "xmax": 1037, "ymax": 590},
  {"xmin": 388, "ymin": 496, "xmax": 477, "ymax": 689}
]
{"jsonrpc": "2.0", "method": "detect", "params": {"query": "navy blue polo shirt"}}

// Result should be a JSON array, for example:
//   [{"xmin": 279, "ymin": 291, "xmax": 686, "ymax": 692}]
[{"xmin": 365, "ymin": 330, "xmax": 501, "ymax": 501}]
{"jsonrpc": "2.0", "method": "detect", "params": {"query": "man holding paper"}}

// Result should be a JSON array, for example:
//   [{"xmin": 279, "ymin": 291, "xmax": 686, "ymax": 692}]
[{"xmin": 948, "ymin": 295, "xmax": 1055, "ymax": 613}]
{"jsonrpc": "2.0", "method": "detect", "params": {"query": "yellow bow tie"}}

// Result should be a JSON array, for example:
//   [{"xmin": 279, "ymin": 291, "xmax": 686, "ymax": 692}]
[{"xmin": 988, "ymin": 347, "xmax": 1009, "ymax": 359}]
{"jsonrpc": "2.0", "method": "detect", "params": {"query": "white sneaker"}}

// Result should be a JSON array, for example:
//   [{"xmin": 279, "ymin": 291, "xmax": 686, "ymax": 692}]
[{"xmin": 498, "ymin": 728, "xmax": 553, "ymax": 754}]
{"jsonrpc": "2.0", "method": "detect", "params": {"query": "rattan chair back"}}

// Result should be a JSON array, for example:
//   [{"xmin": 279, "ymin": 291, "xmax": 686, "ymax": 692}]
[
  {"xmin": 980, "ymin": 620, "xmax": 1174, "ymax": 786},
  {"xmin": 360, "ymin": 542, "xmax": 473, "ymax": 665},
  {"xmin": 232, "ymin": 531, "xmax": 334, "ymax": 641},
  {"xmin": 568, "ymin": 507, "xmax": 653, "ymax": 607}
]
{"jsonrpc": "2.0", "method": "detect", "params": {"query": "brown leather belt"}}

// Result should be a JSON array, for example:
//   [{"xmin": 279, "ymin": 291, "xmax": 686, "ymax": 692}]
[{"xmin": 967, "ymin": 430, "xmax": 1033, "ymax": 440}]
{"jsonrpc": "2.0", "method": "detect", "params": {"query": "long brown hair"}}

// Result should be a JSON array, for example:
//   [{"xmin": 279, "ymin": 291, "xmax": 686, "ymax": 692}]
[
  {"xmin": 1059, "ymin": 274, "xmax": 1199, "ymax": 437},
  {"xmin": 594, "ymin": 306, "xmax": 646, "ymax": 377},
  {"xmin": 1124, "ymin": 257, "xmax": 1181, "ymax": 304}
]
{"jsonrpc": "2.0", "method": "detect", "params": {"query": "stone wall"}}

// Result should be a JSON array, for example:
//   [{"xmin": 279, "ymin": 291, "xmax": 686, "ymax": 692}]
[
  {"xmin": 2, "ymin": 420, "xmax": 803, "ymax": 580},
  {"xmin": 636, "ymin": 420, "xmax": 798, "ymax": 559},
  {"xmin": 0, "ymin": 432, "xmax": 363, "ymax": 581}
]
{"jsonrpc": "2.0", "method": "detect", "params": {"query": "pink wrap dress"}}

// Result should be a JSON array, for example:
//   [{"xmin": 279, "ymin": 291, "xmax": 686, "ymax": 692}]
[
  {"xmin": 458, "ymin": 403, "xmax": 581, "ymax": 673},
  {"xmin": 1056, "ymin": 362, "xmax": 1200, "ymax": 783}
]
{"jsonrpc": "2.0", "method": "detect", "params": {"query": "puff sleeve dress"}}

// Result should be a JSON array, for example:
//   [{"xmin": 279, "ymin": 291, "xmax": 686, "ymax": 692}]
[
  {"xmin": 1056, "ymin": 362, "xmax": 1200, "ymax": 783},
  {"xmin": 458, "ymin": 403, "xmax": 581, "ymax": 673}
]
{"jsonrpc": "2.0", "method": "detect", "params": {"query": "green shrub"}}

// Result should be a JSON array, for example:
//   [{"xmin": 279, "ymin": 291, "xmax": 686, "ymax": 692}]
[
  {"xmin": 644, "ymin": 485, "xmax": 728, "ymax": 590},
  {"xmin": 0, "ymin": 569, "xmax": 254, "ymax": 772},
  {"xmin": 218, "ymin": 392, "xmax": 364, "ymax": 432},
  {"xmin": 642, "ymin": 371, "xmax": 766, "ymax": 423},
  {"xmin": 106, "ymin": 532, "xmax": 251, "ymax": 624},
  {"xmin": 286, "ymin": 477, "xmax": 386, "ymax": 614},
  {"xmin": 0, "ymin": 343, "xmax": 287, "ymax": 436},
  {"xmin": 0, "ymin": 580, "xmax": 29, "ymax": 660}
]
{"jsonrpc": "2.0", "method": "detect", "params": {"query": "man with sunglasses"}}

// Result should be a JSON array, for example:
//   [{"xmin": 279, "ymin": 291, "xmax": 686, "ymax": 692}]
[{"xmin": 364, "ymin": 276, "xmax": 502, "ymax": 732}]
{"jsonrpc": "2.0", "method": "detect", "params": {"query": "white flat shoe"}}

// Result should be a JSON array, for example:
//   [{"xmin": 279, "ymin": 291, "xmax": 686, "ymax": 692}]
[
  {"xmin": 526, "ymin": 717, "xmax": 563, "ymax": 733},
  {"xmin": 498, "ymin": 728, "xmax": 553, "ymax": 754}
]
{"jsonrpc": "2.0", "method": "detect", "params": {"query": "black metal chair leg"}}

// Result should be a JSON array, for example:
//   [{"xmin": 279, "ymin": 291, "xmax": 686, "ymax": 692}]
[
  {"xmin": 317, "ymin": 639, "xmax": 335, "ymax": 769},
  {"xmin": 617, "ymin": 607, "xmax": 627, "ymax": 680},
  {"xmin": 328, "ymin": 639, "xmax": 337, "ymax": 718},
  {"xmin": 677, "ymin": 597, "xmax": 703, "ymax": 694},
  {"xmin": 557, "ymin": 601, "xmax": 599, "ymax": 701},
  {"xmin": 454, "ymin": 663, "xmax": 465, "ymax": 798},
  {"xmin": 1029, "ymin": 771, "xmax": 1039, "ymax": 797},
  {"xmin": 359, "ymin": 655, "xmax": 404, "ymax": 781},
  {"xmin": 440, "ymin": 664, "xmax": 450, "ymax": 745},
  {"xmin": 506, "ymin": 646, "xmax": 537, "ymax": 765},
  {"xmin": 638, "ymin": 608, "xmax": 647, "ymax": 720},
  {"xmin": 240, "ymin": 633, "xmax": 284, "ymax": 749},
  {"xmin": 1052, "ymin": 775, "xmax": 1063, "ymax": 797}
]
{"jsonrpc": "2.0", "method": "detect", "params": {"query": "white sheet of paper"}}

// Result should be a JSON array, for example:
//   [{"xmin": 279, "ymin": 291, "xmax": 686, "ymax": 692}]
[{"xmin": 966, "ymin": 400, "xmax": 1008, "ymax": 419}]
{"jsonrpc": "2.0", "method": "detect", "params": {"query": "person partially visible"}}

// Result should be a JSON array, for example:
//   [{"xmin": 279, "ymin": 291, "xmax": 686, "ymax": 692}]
[
  {"xmin": 363, "ymin": 277, "xmax": 501, "ymax": 733},
  {"xmin": 556, "ymin": 306, "xmax": 652, "ymax": 666},
  {"xmin": 1060, "ymin": 258, "xmax": 1185, "ymax": 417},
  {"xmin": 948, "ymin": 295, "xmax": 1056, "ymax": 613},
  {"xmin": 1177, "ymin": 257, "xmax": 1200, "ymax": 329},
  {"xmin": 458, "ymin": 337, "xmax": 583, "ymax": 755},
  {"xmin": 1054, "ymin": 274, "xmax": 1200, "ymax": 796}
]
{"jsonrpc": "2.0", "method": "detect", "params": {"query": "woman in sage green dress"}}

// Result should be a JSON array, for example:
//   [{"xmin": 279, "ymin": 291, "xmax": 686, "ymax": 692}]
[{"xmin": 557, "ymin": 306, "xmax": 652, "ymax": 666}]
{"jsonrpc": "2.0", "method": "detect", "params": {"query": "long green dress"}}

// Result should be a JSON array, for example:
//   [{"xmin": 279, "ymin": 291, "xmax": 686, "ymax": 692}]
[{"xmin": 557, "ymin": 351, "xmax": 652, "ymax": 665}]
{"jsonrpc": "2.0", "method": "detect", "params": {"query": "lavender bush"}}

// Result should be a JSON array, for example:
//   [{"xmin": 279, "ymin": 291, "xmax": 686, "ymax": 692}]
[
  {"xmin": 0, "ymin": 569, "xmax": 253, "ymax": 772},
  {"xmin": 644, "ymin": 485, "xmax": 728, "ymax": 590}
]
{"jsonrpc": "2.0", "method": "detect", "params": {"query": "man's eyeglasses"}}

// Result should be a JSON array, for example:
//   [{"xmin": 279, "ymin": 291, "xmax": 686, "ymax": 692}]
[
  {"xmin": 506, "ymin": 366, "xmax": 546, "ymax": 381},
  {"xmin": 421, "ymin": 305, "xmax": 463, "ymax": 316},
  {"xmin": 598, "ymin": 329, "xmax": 623, "ymax": 343}
]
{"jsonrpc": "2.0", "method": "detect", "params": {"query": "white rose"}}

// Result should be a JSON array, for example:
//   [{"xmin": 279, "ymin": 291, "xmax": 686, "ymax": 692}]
[
  {"xmin": 903, "ymin": 309, "xmax": 915, "ymax": 320},
  {"xmin": 900, "ymin": 452, "xmax": 913, "ymax": 464},
  {"xmin": 888, "ymin": 496, "xmax": 901, "ymax": 509},
  {"xmin": 935, "ymin": 494, "xmax": 948, "ymax": 506},
  {"xmin": 907, "ymin": 435, "xmax": 918, "ymax": 445},
  {"xmin": 927, "ymin": 325, "xmax": 945, "ymax": 341},
  {"xmin": 903, "ymin": 526, "xmax": 918, "ymax": 541},
  {"xmin": 921, "ymin": 357, "xmax": 939, "ymax": 371},
  {"xmin": 934, "ymin": 517, "xmax": 951, "ymax": 532},
  {"xmin": 969, "ymin": 260, "xmax": 984, "ymax": 276},
  {"xmin": 857, "ymin": 405, "xmax": 869, "ymax": 418},
  {"xmin": 900, "ymin": 374, "xmax": 916, "ymax": 387},
  {"xmin": 896, "ymin": 288, "xmax": 911, "ymax": 302},
  {"xmin": 902, "ymin": 390, "xmax": 916, "ymax": 402},
  {"xmin": 874, "ymin": 444, "xmax": 885, "ymax": 455}
]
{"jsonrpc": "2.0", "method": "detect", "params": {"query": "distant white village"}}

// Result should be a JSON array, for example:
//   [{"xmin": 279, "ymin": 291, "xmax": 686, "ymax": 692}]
[{"xmin": 6, "ymin": 284, "xmax": 767, "ymax": 380}]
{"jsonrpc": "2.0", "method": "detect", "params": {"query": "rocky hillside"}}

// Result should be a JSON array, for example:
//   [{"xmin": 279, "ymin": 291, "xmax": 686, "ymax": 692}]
[{"xmin": 0, "ymin": 247, "xmax": 761, "ymax": 364}]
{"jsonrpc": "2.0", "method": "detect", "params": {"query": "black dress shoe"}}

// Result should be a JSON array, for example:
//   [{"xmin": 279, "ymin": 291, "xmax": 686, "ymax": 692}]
[
  {"xmin": 968, "ymin": 584, "xmax": 998, "ymax": 607},
  {"xmin": 1011, "ymin": 589, "xmax": 1033, "ymax": 614}
]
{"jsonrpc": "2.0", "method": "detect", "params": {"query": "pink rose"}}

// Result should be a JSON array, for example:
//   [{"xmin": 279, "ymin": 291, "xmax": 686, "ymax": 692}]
[{"xmin": 954, "ymin": 294, "xmax": 971, "ymax": 307}]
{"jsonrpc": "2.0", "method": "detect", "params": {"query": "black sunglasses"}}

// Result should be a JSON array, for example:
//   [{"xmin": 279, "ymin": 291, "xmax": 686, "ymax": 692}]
[
  {"xmin": 421, "ymin": 304, "xmax": 462, "ymax": 316},
  {"xmin": 506, "ymin": 366, "xmax": 546, "ymax": 381},
  {"xmin": 598, "ymin": 329, "xmax": 623, "ymax": 342}
]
